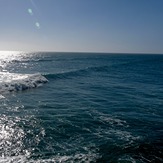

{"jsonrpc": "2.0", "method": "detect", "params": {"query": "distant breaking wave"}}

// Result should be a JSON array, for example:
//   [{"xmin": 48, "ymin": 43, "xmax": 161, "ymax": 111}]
[{"xmin": 0, "ymin": 72, "xmax": 48, "ymax": 94}]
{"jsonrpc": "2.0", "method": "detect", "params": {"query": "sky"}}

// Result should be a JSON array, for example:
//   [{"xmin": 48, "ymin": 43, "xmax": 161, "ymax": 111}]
[{"xmin": 0, "ymin": 0, "xmax": 163, "ymax": 53}]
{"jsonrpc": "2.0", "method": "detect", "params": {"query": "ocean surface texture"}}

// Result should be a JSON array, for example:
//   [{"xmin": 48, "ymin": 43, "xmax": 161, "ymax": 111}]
[{"xmin": 0, "ymin": 52, "xmax": 162, "ymax": 163}]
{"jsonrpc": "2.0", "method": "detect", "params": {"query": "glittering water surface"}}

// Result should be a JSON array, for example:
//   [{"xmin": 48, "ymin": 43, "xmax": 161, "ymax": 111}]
[{"xmin": 0, "ymin": 52, "xmax": 163, "ymax": 162}]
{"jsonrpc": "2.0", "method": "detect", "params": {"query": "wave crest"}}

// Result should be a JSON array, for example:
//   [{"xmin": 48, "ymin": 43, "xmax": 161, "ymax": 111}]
[
  {"xmin": 0, "ymin": 72, "xmax": 48, "ymax": 93},
  {"xmin": 44, "ymin": 65, "xmax": 109, "ymax": 80}
]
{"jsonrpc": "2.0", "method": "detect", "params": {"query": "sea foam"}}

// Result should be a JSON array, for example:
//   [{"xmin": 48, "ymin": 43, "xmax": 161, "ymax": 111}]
[{"xmin": 0, "ymin": 72, "xmax": 48, "ymax": 93}]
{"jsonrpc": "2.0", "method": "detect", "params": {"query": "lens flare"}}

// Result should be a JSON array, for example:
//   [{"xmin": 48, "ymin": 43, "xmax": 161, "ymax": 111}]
[
  {"xmin": 35, "ymin": 22, "xmax": 40, "ymax": 29},
  {"xmin": 28, "ymin": 8, "xmax": 33, "ymax": 16},
  {"xmin": 28, "ymin": 0, "xmax": 41, "ymax": 29}
]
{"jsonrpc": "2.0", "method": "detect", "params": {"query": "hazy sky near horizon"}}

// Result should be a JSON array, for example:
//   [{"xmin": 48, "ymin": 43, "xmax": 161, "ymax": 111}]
[{"xmin": 0, "ymin": 0, "xmax": 163, "ymax": 53}]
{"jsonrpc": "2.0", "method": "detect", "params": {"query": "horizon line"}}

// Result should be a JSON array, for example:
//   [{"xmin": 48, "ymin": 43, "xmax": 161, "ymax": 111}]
[{"xmin": 0, "ymin": 50, "xmax": 163, "ymax": 55}]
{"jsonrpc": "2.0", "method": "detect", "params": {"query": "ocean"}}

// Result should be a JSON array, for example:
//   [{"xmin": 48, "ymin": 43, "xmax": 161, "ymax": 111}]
[{"xmin": 0, "ymin": 52, "xmax": 162, "ymax": 163}]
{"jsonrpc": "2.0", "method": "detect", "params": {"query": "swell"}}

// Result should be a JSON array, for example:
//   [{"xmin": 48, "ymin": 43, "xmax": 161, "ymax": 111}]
[
  {"xmin": 8, "ymin": 58, "xmax": 53, "ymax": 63},
  {"xmin": 44, "ymin": 65, "xmax": 109, "ymax": 80}
]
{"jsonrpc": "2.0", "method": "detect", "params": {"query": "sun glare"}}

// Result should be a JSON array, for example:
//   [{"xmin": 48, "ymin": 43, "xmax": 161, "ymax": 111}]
[
  {"xmin": 0, "ymin": 51, "xmax": 22, "ymax": 58},
  {"xmin": 0, "ymin": 51, "xmax": 25, "ymax": 70}
]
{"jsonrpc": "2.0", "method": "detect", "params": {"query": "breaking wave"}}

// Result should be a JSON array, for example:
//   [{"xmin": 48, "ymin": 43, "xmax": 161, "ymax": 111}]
[{"xmin": 0, "ymin": 72, "xmax": 48, "ymax": 93}]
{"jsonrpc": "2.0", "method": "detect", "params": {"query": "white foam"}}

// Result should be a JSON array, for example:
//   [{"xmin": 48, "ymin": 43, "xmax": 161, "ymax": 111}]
[
  {"xmin": 118, "ymin": 155, "xmax": 137, "ymax": 163},
  {"xmin": 0, "ymin": 152, "xmax": 98, "ymax": 163},
  {"xmin": 0, "ymin": 72, "xmax": 48, "ymax": 93},
  {"xmin": 0, "ymin": 94, "xmax": 5, "ymax": 99}
]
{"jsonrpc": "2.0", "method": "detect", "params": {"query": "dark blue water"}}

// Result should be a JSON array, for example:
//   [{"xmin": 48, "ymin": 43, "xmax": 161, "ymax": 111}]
[{"xmin": 0, "ymin": 52, "xmax": 163, "ymax": 162}]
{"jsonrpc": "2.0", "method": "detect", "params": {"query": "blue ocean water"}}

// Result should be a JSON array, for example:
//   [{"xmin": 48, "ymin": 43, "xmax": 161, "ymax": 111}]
[{"xmin": 0, "ymin": 52, "xmax": 163, "ymax": 162}]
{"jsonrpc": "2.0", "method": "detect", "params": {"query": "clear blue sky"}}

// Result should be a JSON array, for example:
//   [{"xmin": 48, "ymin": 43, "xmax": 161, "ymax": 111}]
[{"xmin": 0, "ymin": 0, "xmax": 163, "ymax": 53}]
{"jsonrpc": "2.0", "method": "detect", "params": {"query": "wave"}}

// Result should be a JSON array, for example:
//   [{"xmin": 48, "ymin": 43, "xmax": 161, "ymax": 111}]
[
  {"xmin": 10, "ymin": 58, "xmax": 53, "ymax": 63},
  {"xmin": 0, "ymin": 72, "xmax": 48, "ymax": 93},
  {"xmin": 44, "ymin": 65, "xmax": 109, "ymax": 80}
]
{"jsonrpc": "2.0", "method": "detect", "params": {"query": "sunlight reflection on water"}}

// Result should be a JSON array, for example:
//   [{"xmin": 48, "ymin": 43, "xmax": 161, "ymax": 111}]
[
  {"xmin": 0, "ymin": 114, "xmax": 25, "ymax": 157},
  {"xmin": 0, "ymin": 51, "xmax": 24, "ymax": 70},
  {"xmin": 0, "ymin": 98, "xmax": 45, "ymax": 161}
]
